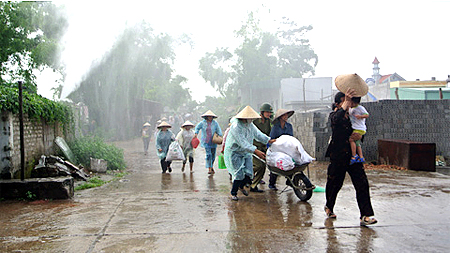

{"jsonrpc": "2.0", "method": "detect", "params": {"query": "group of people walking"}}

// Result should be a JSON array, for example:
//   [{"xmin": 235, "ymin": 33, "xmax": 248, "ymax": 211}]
[{"xmin": 141, "ymin": 80, "xmax": 377, "ymax": 226}]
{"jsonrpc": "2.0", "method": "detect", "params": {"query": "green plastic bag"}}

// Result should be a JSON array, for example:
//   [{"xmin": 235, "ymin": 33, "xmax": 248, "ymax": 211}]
[{"xmin": 218, "ymin": 154, "xmax": 227, "ymax": 169}]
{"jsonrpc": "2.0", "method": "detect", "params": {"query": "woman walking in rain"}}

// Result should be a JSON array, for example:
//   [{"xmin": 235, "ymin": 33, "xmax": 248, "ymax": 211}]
[
  {"xmin": 156, "ymin": 121, "xmax": 175, "ymax": 173},
  {"xmin": 194, "ymin": 110, "xmax": 223, "ymax": 174},
  {"xmin": 176, "ymin": 121, "xmax": 195, "ymax": 173},
  {"xmin": 142, "ymin": 122, "xmax": 151, "ymax": 155},
  {"xmin": 224, "ymin": 106, "xmax": 275, "ymax": 201},
  {"xmin": 325, "ymin": 74, "xmax": 377, "ymax": 226}
]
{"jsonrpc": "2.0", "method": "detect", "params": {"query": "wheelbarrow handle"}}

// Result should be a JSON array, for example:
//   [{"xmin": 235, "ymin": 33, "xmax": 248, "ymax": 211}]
[{"xmin": 252, "ymin": 154, "xmax": 267, "ymax": 164}]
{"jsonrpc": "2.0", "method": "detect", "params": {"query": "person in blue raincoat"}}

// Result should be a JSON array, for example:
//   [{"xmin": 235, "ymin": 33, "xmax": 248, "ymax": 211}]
[
  {"xmin": 156, "ymin": 121, "xmax": 175, "ymax": 173},
  {"xmin": 194, "ymin": 110, "xmax": 223, "ymax": 175},
  {"xmin": 224, "ymin": 106, "xmax": 276, "ymax": 201}
]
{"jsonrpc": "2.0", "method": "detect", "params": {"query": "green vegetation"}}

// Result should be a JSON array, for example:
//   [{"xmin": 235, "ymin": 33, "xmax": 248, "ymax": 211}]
[
  {"xmin": 68, "ymin": 136, "xmax": 126, "ymax": 171},
  {"xmin": 198, "ymin": 11, "xmax": 318, "ymax": 115},
  {"xmin": 74, "ymin": 171, "xmax": 127, "ymax": 191},
  {"xmin": 0, "ymin": 84, "xmax": 73, "ymax": 127},
  {"xmin": 68, "ymin": 22, "xmax": 196, "ymax": 140},
  {"xmin": 0, "ymin": 2, "xmax": 67, "ymax": 85},
  {"xmin": 26, "ymin": 191, "xmax": 37, "ymax": 200}
]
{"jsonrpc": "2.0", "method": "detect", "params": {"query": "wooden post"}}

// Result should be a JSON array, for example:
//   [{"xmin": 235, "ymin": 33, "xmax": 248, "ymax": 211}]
[
  {"xmin": 395, "ymin": 88, "xmax": 399, "ymax": 100},
  {"xmin": 18, "ymin": 81, "xmax": 25, "ymax": 181},
  {"xmin": 439, "ymin": 88, "xmax": 443, "ymax": 99}
]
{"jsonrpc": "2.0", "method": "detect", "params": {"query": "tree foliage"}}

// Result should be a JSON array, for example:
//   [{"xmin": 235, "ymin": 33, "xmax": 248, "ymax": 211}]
[
  {"xmin": 199, "ymin": 11, "xmax": 318, "ymax": 111},
  {"xmin": 68, "ymin": 21, "xmax": 193, "ymax": 140},
  {"xmin": 0, "ymin": 2, "xmax": 68, "ymax": 85}
]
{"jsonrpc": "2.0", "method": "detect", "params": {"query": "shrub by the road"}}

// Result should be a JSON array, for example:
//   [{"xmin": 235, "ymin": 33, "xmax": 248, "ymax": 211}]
[{"xmin": 68, "ymin": 136, "xmax": 126, "ymax": 171}]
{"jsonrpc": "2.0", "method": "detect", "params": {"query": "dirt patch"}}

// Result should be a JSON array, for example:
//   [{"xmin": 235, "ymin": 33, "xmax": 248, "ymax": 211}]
[{"xmin": 364, "ymin": 163, "xmax": 407, "ymax": 171}]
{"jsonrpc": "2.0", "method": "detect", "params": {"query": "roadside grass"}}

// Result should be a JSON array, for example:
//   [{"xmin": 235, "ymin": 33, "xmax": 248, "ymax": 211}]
[{"xmin": 75, "ymin": 170, "xmax": 127, "ymax": 191}]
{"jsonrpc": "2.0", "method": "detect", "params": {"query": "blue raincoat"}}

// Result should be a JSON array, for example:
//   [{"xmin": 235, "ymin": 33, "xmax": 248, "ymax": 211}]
[
  {"xmin": 224, "ymin": 118, "xmax": 270, "ymax": 181},
  {"xmin": 155, "ymin": 129, "xmax": 175, "ymax": 159}
]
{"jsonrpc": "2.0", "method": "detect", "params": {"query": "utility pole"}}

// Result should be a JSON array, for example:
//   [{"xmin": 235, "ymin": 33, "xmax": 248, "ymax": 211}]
[{"xmin": 18, "ymin": 81, "xmax": 25, "ymax": 181}]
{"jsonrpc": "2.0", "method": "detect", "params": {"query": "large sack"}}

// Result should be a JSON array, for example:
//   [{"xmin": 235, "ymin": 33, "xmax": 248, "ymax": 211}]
[
  {"xmin": 266, "ymin": 150, "xmax": 295, "ymax": 171},
  {"xmin": 166, "ymin": 141, "xmax": 186, "ymax": 161},
  {"xmin": 269, "ymin": 135, "xmax": 314, "ymax": 165}
]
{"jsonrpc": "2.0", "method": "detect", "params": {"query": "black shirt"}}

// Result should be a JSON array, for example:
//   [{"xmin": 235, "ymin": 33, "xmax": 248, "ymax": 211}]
[{"xmin": 325, "ymin": 108, "xmax": 353, "ymax": 162}]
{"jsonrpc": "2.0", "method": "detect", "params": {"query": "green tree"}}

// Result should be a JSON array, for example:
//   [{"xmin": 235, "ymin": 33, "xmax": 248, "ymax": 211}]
[
  {"xmin": 69, "ymin": 21, "xmax": 193, "ymax": 140},
  {"xmin": 0, "ymin": 2, "xmax": 68, "ymax": 86},
  {"xmin": 199, "ymin": 11, "xmax": 318, "ymax": 109}
]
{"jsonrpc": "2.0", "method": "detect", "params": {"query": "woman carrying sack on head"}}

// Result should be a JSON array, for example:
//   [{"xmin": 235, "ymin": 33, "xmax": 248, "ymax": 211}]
[
  {"xmin": 176, "ymin": 120, "xmax": 196, "ymax": 173},
  {"xmin": 194, "ymin": 110, "xmax": 223, "ymax": 175},
  {"xmin": 156, "ymin": 121, "xmax": 175, "ymax": 173}
]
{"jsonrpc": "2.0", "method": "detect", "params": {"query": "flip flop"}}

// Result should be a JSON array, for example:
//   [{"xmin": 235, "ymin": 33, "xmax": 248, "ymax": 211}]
[
  {"xmin": 324, "ymin": 206, "xmax": 337, "ymax": 218},
  {"xmin": 360, "ymin": 216, "xmax": 377, "ymax": 226}
]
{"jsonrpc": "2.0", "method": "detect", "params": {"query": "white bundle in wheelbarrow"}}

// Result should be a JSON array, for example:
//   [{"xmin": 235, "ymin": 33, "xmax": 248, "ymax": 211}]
[{"xmin": 267, "ymin": 135, "xmax": 315, "ymax": 170}]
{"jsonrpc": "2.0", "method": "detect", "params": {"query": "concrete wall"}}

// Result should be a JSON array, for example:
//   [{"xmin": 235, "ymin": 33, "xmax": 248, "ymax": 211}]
[
  {"xmin": 290, "ymin": 111, "xmax": 330, "ymax": 160},
  {"xmin": 291, "ymin": 100, "xmax": 450, "ymax": 162},
  {"xmin": 0, "ymin": 111, "xmax": 66, "ymax": 179}
]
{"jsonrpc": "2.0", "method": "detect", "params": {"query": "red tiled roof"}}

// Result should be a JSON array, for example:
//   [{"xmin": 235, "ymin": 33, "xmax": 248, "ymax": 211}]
[
  {"xmin": 372, "ymin": 57, "xmax": 379, "ymax": 64},
  {"xmin": 379, "ymin": 74, "xmax": 392, "ymax": 83}
]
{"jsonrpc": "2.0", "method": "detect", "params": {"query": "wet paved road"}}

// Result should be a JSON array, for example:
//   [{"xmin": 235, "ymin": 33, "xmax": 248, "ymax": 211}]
[{"xmin": 1, "ymin": 138, "xmax": 450, "ymax": 252}]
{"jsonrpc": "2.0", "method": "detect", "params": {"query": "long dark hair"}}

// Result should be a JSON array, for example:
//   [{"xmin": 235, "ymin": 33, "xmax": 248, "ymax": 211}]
[{"xmin": 332, "ymin": 92, "xmax": 345, "ymax": 110}]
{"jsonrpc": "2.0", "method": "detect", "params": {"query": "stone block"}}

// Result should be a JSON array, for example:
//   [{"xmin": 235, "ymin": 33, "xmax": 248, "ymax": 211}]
[
  {"xmin": 0, "ymin": 177, "xmax": 74, "ymax": 199},
  {"xmin": 90, "ymin": 158, "xmax": 107, "ymax": 173}
]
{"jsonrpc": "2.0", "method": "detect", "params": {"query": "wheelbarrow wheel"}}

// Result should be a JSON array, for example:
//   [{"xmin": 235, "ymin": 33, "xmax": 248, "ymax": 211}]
[{"xmin": 292, "ymin": 173, "xmax": 313, "ymax": 201}]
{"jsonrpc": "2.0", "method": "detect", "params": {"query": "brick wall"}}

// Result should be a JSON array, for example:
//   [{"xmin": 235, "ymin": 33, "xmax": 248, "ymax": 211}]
[
  {"xmin": 290, "ymin": 100, "xmax": 450, "ymax": 162},
  {"xmin": 1, "ymin": 111, "xmax": 67, "ymax": 179}
]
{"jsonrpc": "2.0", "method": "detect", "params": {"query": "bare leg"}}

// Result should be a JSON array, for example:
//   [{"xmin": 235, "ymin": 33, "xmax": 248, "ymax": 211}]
[
  {"xmin": 357, "ymin": 146, "xmax": 364, "ymax": 159},
  {"xmin": 350, "ymin": 139, "xmax": 357, "ymax": 156}
]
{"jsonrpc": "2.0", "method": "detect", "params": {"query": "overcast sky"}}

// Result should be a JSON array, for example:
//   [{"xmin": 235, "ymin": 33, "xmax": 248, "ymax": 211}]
[{"xmin": 37, "ymin": 0, "xmax": 450, "ymax": 101}]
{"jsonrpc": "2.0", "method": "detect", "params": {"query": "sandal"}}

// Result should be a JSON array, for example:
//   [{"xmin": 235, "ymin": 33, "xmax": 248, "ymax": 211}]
[
  {"xmin": 324, "ymin": 206, "xmax": 337, "ymax": 218},
  {"xmin": 350, "ymin": 155, "xmax": 360, "ymax": 165},
  {"xmin": 240, "ymin": 188, "xmax": 249, "ymax": 196},
  {"xmin": 231, "ymin": 195, "xmax": 239, "ymax": 201},
  {"xmin": 360, "ymin": 216, "xmax": 377, "ymax": 226}
]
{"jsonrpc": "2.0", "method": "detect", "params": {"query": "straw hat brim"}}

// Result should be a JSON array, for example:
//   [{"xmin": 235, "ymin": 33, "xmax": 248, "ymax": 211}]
[
  {"xmin": 181, "ymin": 121, "xmax": 195, "ymax": 127},
  {"xmin": 157, "ymin": 121, "xmax": 172, "ymax": 128},
  {"xmin": 274, "ymin": 109, "xmax": 294, "ymax": 120},
  {"xmin": 335, "ymin": 73, "xmax": 369, "ymax": 97},
  {"xmin": 143, "ymin": 123, "xmax": 151, "ymax": 127},
  {"xmin": 235, "ymin": 106, "xmax": 261, "ymax": 119},
  {"xmin": 201, "ymin": 110, "xmax": 218, "ymax": 118}
]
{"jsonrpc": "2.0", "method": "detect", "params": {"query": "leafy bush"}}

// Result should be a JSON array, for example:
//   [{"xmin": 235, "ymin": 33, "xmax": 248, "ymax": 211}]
[
  {"xmin": 0, "ymin": 85, "xmax": 73, "ymax": 127},
  {"xmin": 68, "ymin": 136, "xmax": 126, "ymax": 171}
]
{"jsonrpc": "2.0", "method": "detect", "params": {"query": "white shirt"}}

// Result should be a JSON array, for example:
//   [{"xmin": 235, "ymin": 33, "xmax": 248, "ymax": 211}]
[{"xmin": 349, "ymin": 105, "xmax": 368, "ymax": 131}]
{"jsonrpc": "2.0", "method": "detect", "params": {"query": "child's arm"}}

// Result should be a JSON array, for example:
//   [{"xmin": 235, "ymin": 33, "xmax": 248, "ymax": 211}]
[{"xmin": 355, "ymin": 114, "xmax": 369, "ymax": 119}]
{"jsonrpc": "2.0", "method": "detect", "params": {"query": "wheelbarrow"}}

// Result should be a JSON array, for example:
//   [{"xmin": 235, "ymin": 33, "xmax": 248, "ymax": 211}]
[{"xmin": 253, "ymin": 154, "xmax": 315, "ymax": 201}]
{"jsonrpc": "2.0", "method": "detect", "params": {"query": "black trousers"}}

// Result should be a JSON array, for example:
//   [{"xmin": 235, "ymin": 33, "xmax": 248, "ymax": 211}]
[
  {"xmin": 160, "ymin": 158, "xmax": 172, "ymax": 173},
  {"xmin": 231, "ymin": 175, "xmax": 251, "ymax": 196},
  {"xmin": 325, "ymin": 160, "xmax": 374, "ymax": 217}
]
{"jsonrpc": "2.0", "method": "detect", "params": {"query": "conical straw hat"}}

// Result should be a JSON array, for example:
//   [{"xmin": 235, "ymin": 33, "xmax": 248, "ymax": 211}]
[
  {"xmin": 201, "ymin": 110, "xmax": 218, "ymax": 118},
  {"xmin": 235, "ymin": 106, "xmax": 261, "ymax": 119},
  {"xmin": 143, "ymin": 122, "xmax": 151, "ymax": 127},
  {"xmin": 274, "ymin": 109, "xmax": 294, "ymax": 120},
  {"xmin": 335, "ymin": 73, "xmax": 369, "ymax": 97},
  {"xmin": 157, "ymin": 121, "xmax": 172, "ymax": 128},
  {"xmin": 181, "ymin": 120, "xmax": 195, "ymax": 127},
  {"xmin": 161, "ymin": 117, "xmax": 167, "ymax": 121}
]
